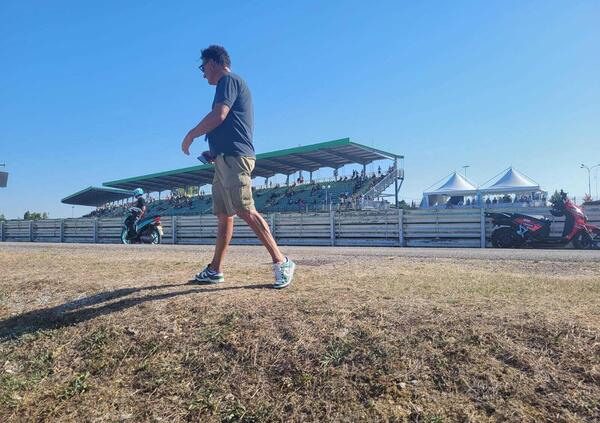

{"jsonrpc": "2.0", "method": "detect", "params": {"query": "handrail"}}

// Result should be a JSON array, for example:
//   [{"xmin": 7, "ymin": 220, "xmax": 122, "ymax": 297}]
[{"xmin": 358, "ymin": 164, "xmax": 397, "ymax": 199}]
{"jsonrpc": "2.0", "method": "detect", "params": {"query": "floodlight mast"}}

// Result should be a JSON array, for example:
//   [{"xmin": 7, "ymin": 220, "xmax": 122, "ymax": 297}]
[
  {"xmin": 581, "ymin": 163, "xmax": 600, "ymax": 200},
  {"xmin": 0, "ymin": 163, "xmax": 5, "ymax": 189}
]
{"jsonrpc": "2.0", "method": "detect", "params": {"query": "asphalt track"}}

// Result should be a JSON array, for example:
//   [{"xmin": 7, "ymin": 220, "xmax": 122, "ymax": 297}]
[{"xmin": 1, "ymin": 241, "xmax": 599, "ymax": 263}]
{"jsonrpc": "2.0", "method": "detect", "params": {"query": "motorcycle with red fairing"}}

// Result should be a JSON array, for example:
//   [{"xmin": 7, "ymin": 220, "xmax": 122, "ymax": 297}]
[{"xmin": 485, "ymin": 191, "xmax": 600, "ymax": 249}]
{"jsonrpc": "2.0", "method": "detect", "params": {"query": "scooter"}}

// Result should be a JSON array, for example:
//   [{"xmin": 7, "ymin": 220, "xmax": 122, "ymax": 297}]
[
  {"xmin": 121, "ymin": 207, "xmax": 163, "ymax": 244},
  {"xmin": 485, "ymin": 191, "xmax": 600, "ymax": 249}
]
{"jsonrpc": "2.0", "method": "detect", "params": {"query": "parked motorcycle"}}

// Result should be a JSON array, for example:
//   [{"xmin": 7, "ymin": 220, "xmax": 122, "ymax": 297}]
[
  {"xmin": 485, "ymin": 191, "xmax": 600, "ymax": 249},
  {"xmin": 121, "ymin": 207, "xmax": 163, "ymax": 244}
]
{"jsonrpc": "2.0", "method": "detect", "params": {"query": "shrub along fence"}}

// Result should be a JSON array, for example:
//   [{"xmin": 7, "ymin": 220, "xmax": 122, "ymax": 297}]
[{"xmin": 1, "ymin": 206, "xmax": 599, "ymax": 248}]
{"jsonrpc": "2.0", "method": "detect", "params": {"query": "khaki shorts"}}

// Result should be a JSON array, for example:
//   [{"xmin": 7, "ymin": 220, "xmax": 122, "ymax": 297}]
[{"xmin": 212, "ymin": 155, "xmax": 255, "ymax": 216}]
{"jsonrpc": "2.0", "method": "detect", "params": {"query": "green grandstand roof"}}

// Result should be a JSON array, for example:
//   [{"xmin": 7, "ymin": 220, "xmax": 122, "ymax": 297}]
[
  {"xmin": 61, "ymin": 186, "xmax": 134, "ymax": 207},
  {"xmin": 99, "ymin": 138, "xmax": 402, "ymax": 193}
]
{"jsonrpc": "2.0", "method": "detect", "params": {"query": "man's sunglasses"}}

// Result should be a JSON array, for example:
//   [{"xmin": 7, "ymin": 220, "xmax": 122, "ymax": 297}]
[{"xmin": 199, "ymin": 61, "xmax": 210, "ymax": 72}]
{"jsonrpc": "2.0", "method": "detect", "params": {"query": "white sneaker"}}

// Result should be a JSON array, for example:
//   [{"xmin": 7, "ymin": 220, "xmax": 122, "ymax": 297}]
[
  {"xmin": 194, "ymin": 264, "xmax": 224, "ymax": 284},
  {"xmin": 272, "ymin": 257, "xmax": 296, "ymax": 289}
]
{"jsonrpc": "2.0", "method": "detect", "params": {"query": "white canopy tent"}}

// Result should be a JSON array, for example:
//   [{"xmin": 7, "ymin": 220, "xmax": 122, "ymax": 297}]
[
  {"xmin": 480, "ymin": 167, "xmax": 540, "ymax": 194},
  {"xmin": 421, "ymin": 168, "xmax": 546, "ymax": 208},
  {"xmin": 422, "ymin": 172, "xmax": 478, "ymax": 207}
]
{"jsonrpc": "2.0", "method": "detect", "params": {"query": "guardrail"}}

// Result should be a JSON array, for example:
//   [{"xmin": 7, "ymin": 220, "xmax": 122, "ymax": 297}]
[{"xmin": 1, "ymin": 206, "xmax": 599, "ymax": 248}]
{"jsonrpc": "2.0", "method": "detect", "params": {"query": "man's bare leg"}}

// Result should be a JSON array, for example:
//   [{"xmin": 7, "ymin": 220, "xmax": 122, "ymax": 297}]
[
  {"xmin": 210, "ymin": 213, "xmax": 234, "ymax": 272},
  {"xmin": 237, "ymin": 209, "xmax": 285, "ymax": 263}
]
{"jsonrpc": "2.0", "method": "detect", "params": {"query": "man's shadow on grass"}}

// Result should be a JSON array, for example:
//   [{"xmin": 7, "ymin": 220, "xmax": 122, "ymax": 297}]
[{"xmin": 0, "ymin": 281, "xmax": 270, "ymax": 342}]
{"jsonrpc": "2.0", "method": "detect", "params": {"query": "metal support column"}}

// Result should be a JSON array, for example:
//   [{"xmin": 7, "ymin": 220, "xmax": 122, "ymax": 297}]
[
  {"xmin": 398, "ymin": 208, "xmax": 404, "ymax": 247},
  {"xmin": 60, "ymin": 219, "xmax": 64, "ymax": 243},
  {"xmin": 172, "ymin": 216, "xmax": 177, "ymax": 244},
  {"xmin": 0, "ymin": 221, "xmax": 4, "ymax": 242},
  {"xmin": 394, "ymin": 158, "xmax": 399, "ymax": 208},
  {"xmin": 329, "ymin": 210, "xmax": 335, "ymax": 246},
  {"xmin": 93, "ymin": 219, "xmax": 98, "ymax": 243},
  {"xmin": 269, "ymin": 214, "xmax": 276, "ymax": 239},
  {"xmin": 480, "ymin": 206, "xmax": 486, "ymax": 248}
]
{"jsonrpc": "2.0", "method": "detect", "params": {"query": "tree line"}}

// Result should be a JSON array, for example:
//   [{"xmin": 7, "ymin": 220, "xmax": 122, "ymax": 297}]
[{"xmin": 0, "ymin": 211, "xmax": 50, "ymax": 221}]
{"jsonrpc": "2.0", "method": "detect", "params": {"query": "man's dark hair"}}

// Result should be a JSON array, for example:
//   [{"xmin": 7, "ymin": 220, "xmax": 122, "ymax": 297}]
[{"xmin": 201, "ymin": 45, "xmax": 231, "ymax": 68}]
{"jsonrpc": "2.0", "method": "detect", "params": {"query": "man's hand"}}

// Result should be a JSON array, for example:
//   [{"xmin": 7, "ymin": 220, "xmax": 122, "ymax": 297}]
[
  {"xmin": 182, "ymin": 104, "xmax": 229, "ymax": 156},
  {"xmin": 201, "ymin": 150, "xmax": 216, "ymax": 163},
  {"xmin": 181, "ymin": 132, "xmax": 195, "ymax": 155}
]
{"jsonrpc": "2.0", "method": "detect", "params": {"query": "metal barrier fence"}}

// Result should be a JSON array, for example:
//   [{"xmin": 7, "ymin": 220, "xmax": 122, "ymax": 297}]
[{"xmin": 1, "ymin": 206, "xmax": 599, "ymax": 248}]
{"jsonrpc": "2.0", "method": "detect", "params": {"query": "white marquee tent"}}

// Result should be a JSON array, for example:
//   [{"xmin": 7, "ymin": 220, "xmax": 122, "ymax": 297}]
[
  {"xmin": 421, "ymin": 167, "xmax": 545, "ymax": 208},
  {"xmin": 480, "ymin": 167, "xmax": 540, "ymax": 194},
  {"xmin": 422, "ymin": 172, "xmax": 478, "ymax": 207}
]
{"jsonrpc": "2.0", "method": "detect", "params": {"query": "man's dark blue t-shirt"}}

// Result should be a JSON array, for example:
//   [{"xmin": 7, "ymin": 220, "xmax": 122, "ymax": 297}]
[{"xmin": 207, "ymin": 73, "xmax": 255, "ymax": 158}]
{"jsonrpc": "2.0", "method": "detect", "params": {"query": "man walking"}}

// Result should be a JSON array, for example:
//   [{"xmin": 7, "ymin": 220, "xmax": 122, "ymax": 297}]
[{"xmin": 181, "ymin": 45, "xmax": 295, "ymax": 289}]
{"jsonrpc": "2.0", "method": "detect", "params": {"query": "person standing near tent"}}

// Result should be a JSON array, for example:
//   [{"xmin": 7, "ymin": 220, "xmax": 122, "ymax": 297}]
[{"xmin": 181, "ymin": 45, "xmax": 296, "ymax": 289}]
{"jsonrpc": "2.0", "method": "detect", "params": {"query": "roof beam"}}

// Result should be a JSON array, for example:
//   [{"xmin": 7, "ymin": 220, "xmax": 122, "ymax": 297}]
[
  {"xmin": 165, "ymin": 175, "xmax": 202, "ymax": 185},
  {"xmin": 252, "ymin": 169, "xmax": 276, "ymax": 178},
  {"xmin": 264, "ymin": 157, "xmax": 314, "ymax": 172},
  {"xmin": 348, "ymin": 142, "xmax": 401, "ymax": 160},
  {"xmin": 254, "ymin": 161, "xmax": 288, "ymax": 174},
  {"xmin": 293, "ymin": 153, "xmax": 339, "ymax": 169},
  {"xmin": 325, "ymin": 149, "xmax": 370, "ymax": 165},
  {"xmin": 188, "ymin": 170, "xmax": 215, "ymax": 178},
  {"xmin": 148, "ymin": 175, "xmax": 199, "ymax": 188}
]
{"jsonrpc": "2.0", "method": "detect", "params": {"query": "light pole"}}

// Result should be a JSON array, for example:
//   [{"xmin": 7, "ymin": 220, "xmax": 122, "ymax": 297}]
[
  {"xmin": 581, "ymin": 163, "xmax": 600, "ymax": 200},
  {"xmin": 462, "ymin": 165, "xmax": 470, "ymax": 179},
  {"xmin": 594, "ymin": 168, "xmax": 598, "ymax": 198}
]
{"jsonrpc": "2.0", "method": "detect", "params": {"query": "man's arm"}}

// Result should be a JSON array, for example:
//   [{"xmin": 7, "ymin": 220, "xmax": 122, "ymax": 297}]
[{"xmin": 181, "ymin": 103, "xmax": 230, "ymax": 155}]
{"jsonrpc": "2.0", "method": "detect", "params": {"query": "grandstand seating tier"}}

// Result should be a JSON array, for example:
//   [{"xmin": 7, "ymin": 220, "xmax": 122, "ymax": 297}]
[{"xmin": 84, "ymin": 175, "xmax": 387, "ymax": 218}]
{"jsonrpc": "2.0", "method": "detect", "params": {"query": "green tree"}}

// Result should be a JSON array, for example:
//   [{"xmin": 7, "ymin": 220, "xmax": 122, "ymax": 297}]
[
  {"xmin": 396, "ymin": 200, "xmax": 411, "ymax": 210},
  {"xmin": 23, "ymin": 211, "xmax": 48, "ymax": 220},
  {"xmin": 549, "ymin": 190, "xmax": 566, "ymax": 204},
  {"xmin": 0, "ymin": 213, "xmax": 5, "ymax": 222}
]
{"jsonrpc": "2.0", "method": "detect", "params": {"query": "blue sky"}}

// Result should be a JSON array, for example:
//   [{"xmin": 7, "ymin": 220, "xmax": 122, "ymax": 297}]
[{"xmin": 1, "ymin": 0, "xmax": 599, "ymax": 218}]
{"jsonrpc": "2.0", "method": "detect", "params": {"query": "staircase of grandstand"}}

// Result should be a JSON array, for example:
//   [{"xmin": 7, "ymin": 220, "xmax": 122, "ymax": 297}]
[{"xmin": 358, "ymin": 164, "xmax": 398, "ymax": 201}]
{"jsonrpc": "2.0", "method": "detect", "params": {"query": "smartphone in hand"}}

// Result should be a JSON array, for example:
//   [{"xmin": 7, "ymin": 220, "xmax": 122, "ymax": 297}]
[{"xmin": 197, "ymin": 151, "xmax": 215, "ymax": 164}]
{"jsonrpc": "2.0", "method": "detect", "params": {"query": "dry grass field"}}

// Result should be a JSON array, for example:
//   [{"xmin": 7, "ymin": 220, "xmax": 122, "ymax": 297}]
[{"xmin": 1, "ymin": 242, "xmax": 599, "ymax": 422}]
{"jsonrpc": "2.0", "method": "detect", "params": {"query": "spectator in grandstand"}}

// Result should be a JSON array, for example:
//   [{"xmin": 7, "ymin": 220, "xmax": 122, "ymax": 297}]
[{"xmin": 180, "ymin": 45, "xmax": 295, "ymax": 289}]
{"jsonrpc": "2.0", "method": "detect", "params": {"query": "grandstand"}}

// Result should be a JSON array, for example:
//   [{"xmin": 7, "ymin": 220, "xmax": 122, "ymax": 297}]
[{"xmin": 62, "ymin": 138, "xmax": 404, "ymax": 217}]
